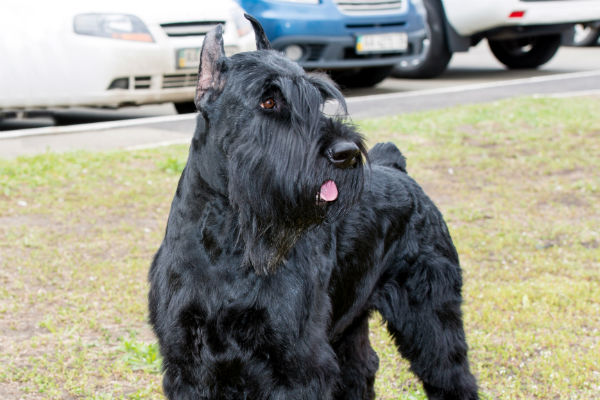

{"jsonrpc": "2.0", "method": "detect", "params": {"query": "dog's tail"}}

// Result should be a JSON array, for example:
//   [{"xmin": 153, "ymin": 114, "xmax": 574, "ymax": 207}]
[{"xmin": 368, "ymin": 142, "xmax": 407, "ymax": 173}]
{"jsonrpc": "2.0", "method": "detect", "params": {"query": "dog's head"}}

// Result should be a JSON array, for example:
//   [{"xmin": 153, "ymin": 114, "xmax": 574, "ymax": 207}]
[{"xmin": 191, "ymin": 15, "xmax": 367, "ymax": 274}]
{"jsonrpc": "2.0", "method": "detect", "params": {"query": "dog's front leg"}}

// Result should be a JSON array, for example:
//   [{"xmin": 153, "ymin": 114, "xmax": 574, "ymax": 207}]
[
  {"xmin": 155, "ymin": 314, "xmax": 210, "ymax": 400},
  {"xmin": 162, "ymin": 366, "xmax": 205, "ymax": 400},
  {"xmin": 332, "ymin": 314, "xmax": 379, "ymax": 400}
]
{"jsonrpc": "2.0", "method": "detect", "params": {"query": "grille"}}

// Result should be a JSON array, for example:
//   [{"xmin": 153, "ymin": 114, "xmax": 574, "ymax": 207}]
[
  {"xmin": 334, "ymin": 0, "xmax": 405, "ymax": 15},
  {"xmin": 306, "ymin": 44, "xmax": 326, "ymax": 61},
  {"xmin": 160, "ymin": 21, "xmax": 225, "ymax": 37},
  {"xmin": 162, "ymin": 74, "xmax": 197, "ymax": 89},
  {"xmin": 134, "ymin": 76, "xmax": 151, "ymax": 89}
]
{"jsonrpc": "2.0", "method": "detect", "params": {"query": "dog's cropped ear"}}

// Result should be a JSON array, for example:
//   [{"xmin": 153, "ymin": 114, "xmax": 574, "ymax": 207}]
[
  {"xmin": 195, "ymin": 24, "xmax": 226, "ymax": 111},
  {"xmin": 244, "ymin": 14, "xmax": 272, "ymax": 50}
]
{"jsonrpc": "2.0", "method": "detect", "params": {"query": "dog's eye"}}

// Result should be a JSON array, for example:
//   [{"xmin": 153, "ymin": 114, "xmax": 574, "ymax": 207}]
[{"xmin": 260, "ymin": 98, "xmax": 276, "ymax": 110}]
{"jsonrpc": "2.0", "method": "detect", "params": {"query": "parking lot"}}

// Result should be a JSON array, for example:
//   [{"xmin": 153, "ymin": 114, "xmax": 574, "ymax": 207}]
[{"xmin": 1, "ymin": 41, "xmax": 599, "ymax": 159}]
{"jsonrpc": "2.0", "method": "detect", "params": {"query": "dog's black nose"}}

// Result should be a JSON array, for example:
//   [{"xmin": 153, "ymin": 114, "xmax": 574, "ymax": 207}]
[{"xmin": 328, "ymin": 141, "xmax": 361, "ymax": 169}]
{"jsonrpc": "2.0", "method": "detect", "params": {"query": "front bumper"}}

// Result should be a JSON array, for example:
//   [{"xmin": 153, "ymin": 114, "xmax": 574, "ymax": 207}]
[
  {"xmin": 0, "ymin": 17, "xmax": 255, "ymax": 111},
  {"xmin": 271, "ymin": 30, "xmax": 427, "ymax": 70}
]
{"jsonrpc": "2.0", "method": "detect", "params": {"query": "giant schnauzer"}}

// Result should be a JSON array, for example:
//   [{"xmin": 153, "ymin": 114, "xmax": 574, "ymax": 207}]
[{"xmin": 149, "ymin": 15, "xmax": 479, "ymax": 400}]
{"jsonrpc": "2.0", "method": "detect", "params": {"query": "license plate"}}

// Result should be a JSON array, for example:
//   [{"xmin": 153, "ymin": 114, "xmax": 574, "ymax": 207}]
[
  {"xmin": 176, "ymin": 48, "xmax": 201, "ymax": 69},
  {"xmin": 356, "ymin": 32, "xmax": 408, "ymax": 54}
]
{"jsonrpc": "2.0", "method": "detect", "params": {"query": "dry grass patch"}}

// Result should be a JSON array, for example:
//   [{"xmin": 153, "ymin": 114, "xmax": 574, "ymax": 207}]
[{"xmin": 1, "ymin": 96, "xmax": 598, "ymax": 399}]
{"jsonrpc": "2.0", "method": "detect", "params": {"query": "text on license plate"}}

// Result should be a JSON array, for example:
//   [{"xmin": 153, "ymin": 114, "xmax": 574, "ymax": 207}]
[
  {"xmin": 177, "ymin": 48, "xmax": 201, "ymax": 69},
  {"xmin": 356, "ymin": 33, "xmax": 408, "ymax": 54}
]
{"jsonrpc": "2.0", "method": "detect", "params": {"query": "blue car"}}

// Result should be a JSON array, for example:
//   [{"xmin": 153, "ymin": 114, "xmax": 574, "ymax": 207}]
[{"xmin": 237, "ymin": 0, "xmax": 426, "ymax": 87}]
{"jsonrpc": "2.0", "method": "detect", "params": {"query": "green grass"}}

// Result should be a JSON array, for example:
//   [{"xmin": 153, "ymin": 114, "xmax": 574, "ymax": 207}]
[
  {"xmin": 1, "ymin": 96, "xmax": 599, "ymax": 399},
  {"xmin": 120, "ymin": 334, "xmax": 162, "ymax": 374}
]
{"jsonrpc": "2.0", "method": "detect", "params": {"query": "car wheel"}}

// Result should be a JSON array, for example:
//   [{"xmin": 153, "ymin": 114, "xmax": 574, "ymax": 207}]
[
  {"xmin": 488, "ymin": 34, "xmax": 562, "ymax": 69},
  {"xmin": 570, "ymin": 23, "xmax": 600, "ymax": 47},
  {"xmin": 330, "ymin": 66, "xmax": 394, "ymax": 88},
  {"xmin": 173, "ymin": 101, "xmax": 197, "ymax": 114},
  {"xmin": 391, "ymin": 0, "xmax": 452, "ymax": 79}
]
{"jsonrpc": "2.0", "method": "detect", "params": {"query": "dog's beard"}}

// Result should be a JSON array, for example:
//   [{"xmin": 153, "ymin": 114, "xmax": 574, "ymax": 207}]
[
  {"xmin": 234, "ymin": 214, "xmax": 306, "ymax": 275},
  {"xmin": 228, "ymin": 148, "xmax": 365, "ymax": 275}
]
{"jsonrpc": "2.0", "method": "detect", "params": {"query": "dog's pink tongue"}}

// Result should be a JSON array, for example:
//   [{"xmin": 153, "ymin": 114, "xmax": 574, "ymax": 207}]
[{"xmin": 319, "ymin": 180, "xmax": 338, "ymax": 202}]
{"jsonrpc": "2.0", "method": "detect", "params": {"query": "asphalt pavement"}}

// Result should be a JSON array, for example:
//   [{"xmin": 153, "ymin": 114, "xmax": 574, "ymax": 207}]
[{"xmin": 1, "ymin": 42, "xmax": 600, "ymax": 159}]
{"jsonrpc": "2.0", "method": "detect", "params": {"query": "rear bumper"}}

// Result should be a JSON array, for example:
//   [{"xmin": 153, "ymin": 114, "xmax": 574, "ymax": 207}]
[
  {"xmin": 484, "ymin": 23, "xmax": 574, "ymax": 41},
  {"xmin": 443, "ymin": 0, "xmax": 600, "ymax": 37}
]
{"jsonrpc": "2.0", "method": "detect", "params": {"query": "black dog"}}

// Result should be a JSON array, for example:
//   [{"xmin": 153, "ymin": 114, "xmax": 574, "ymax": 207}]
[{"xmin": 149, "ymin": 15, "xmax": 478, "ymax": 400}]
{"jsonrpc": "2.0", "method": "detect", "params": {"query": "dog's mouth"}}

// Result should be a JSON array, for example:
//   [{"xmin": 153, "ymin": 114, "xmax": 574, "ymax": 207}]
[{"xmin": 316, "ymin": 180, "xmax": 338, "ymax": 205}]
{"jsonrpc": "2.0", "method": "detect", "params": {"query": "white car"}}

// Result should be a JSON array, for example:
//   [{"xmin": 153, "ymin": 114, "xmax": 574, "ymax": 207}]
[
  {"xmin": 393, "ymin": 0, "xmax": 600, "ymax": 78},
  {"xmin": 0, "ymin": 0, "xmax": 255, "ymax": 113}
]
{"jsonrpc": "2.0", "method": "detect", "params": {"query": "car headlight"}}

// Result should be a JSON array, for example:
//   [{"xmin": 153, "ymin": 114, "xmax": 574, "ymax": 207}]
[{"xmin": 73, "ymin": 13, "xmax": 154, "ymax": 42}]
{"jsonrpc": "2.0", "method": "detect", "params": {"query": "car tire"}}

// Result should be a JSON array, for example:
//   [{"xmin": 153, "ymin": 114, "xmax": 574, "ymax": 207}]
[
  {"xmin": 173, "ymin": 101, "xmax": 197, "ymax": 114},
  {"xmin": 330, "ymin": 66, "xmax": 394, "ymax": 88},
  {"xmin": 569, "ymin": 23, "xmax": 600, "ymax": 47},
  {"xmin": 488, "ymin": 34, "xmax": 562, "ymax": 69},
  {"xmin": 391, "ymin": 0, "xmax": 452, "ymax": 79}
]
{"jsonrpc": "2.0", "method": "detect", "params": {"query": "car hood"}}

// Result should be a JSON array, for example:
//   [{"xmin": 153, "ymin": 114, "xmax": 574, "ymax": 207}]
[{"xmin": 3, "ymin": 0, "xmax": 239, "ymax": 25}]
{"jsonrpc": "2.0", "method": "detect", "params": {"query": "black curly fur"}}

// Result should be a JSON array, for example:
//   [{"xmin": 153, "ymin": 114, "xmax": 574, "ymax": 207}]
[{"xmin": 148, "ymin": 16, "xmax": 478, "ymax": 400}]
